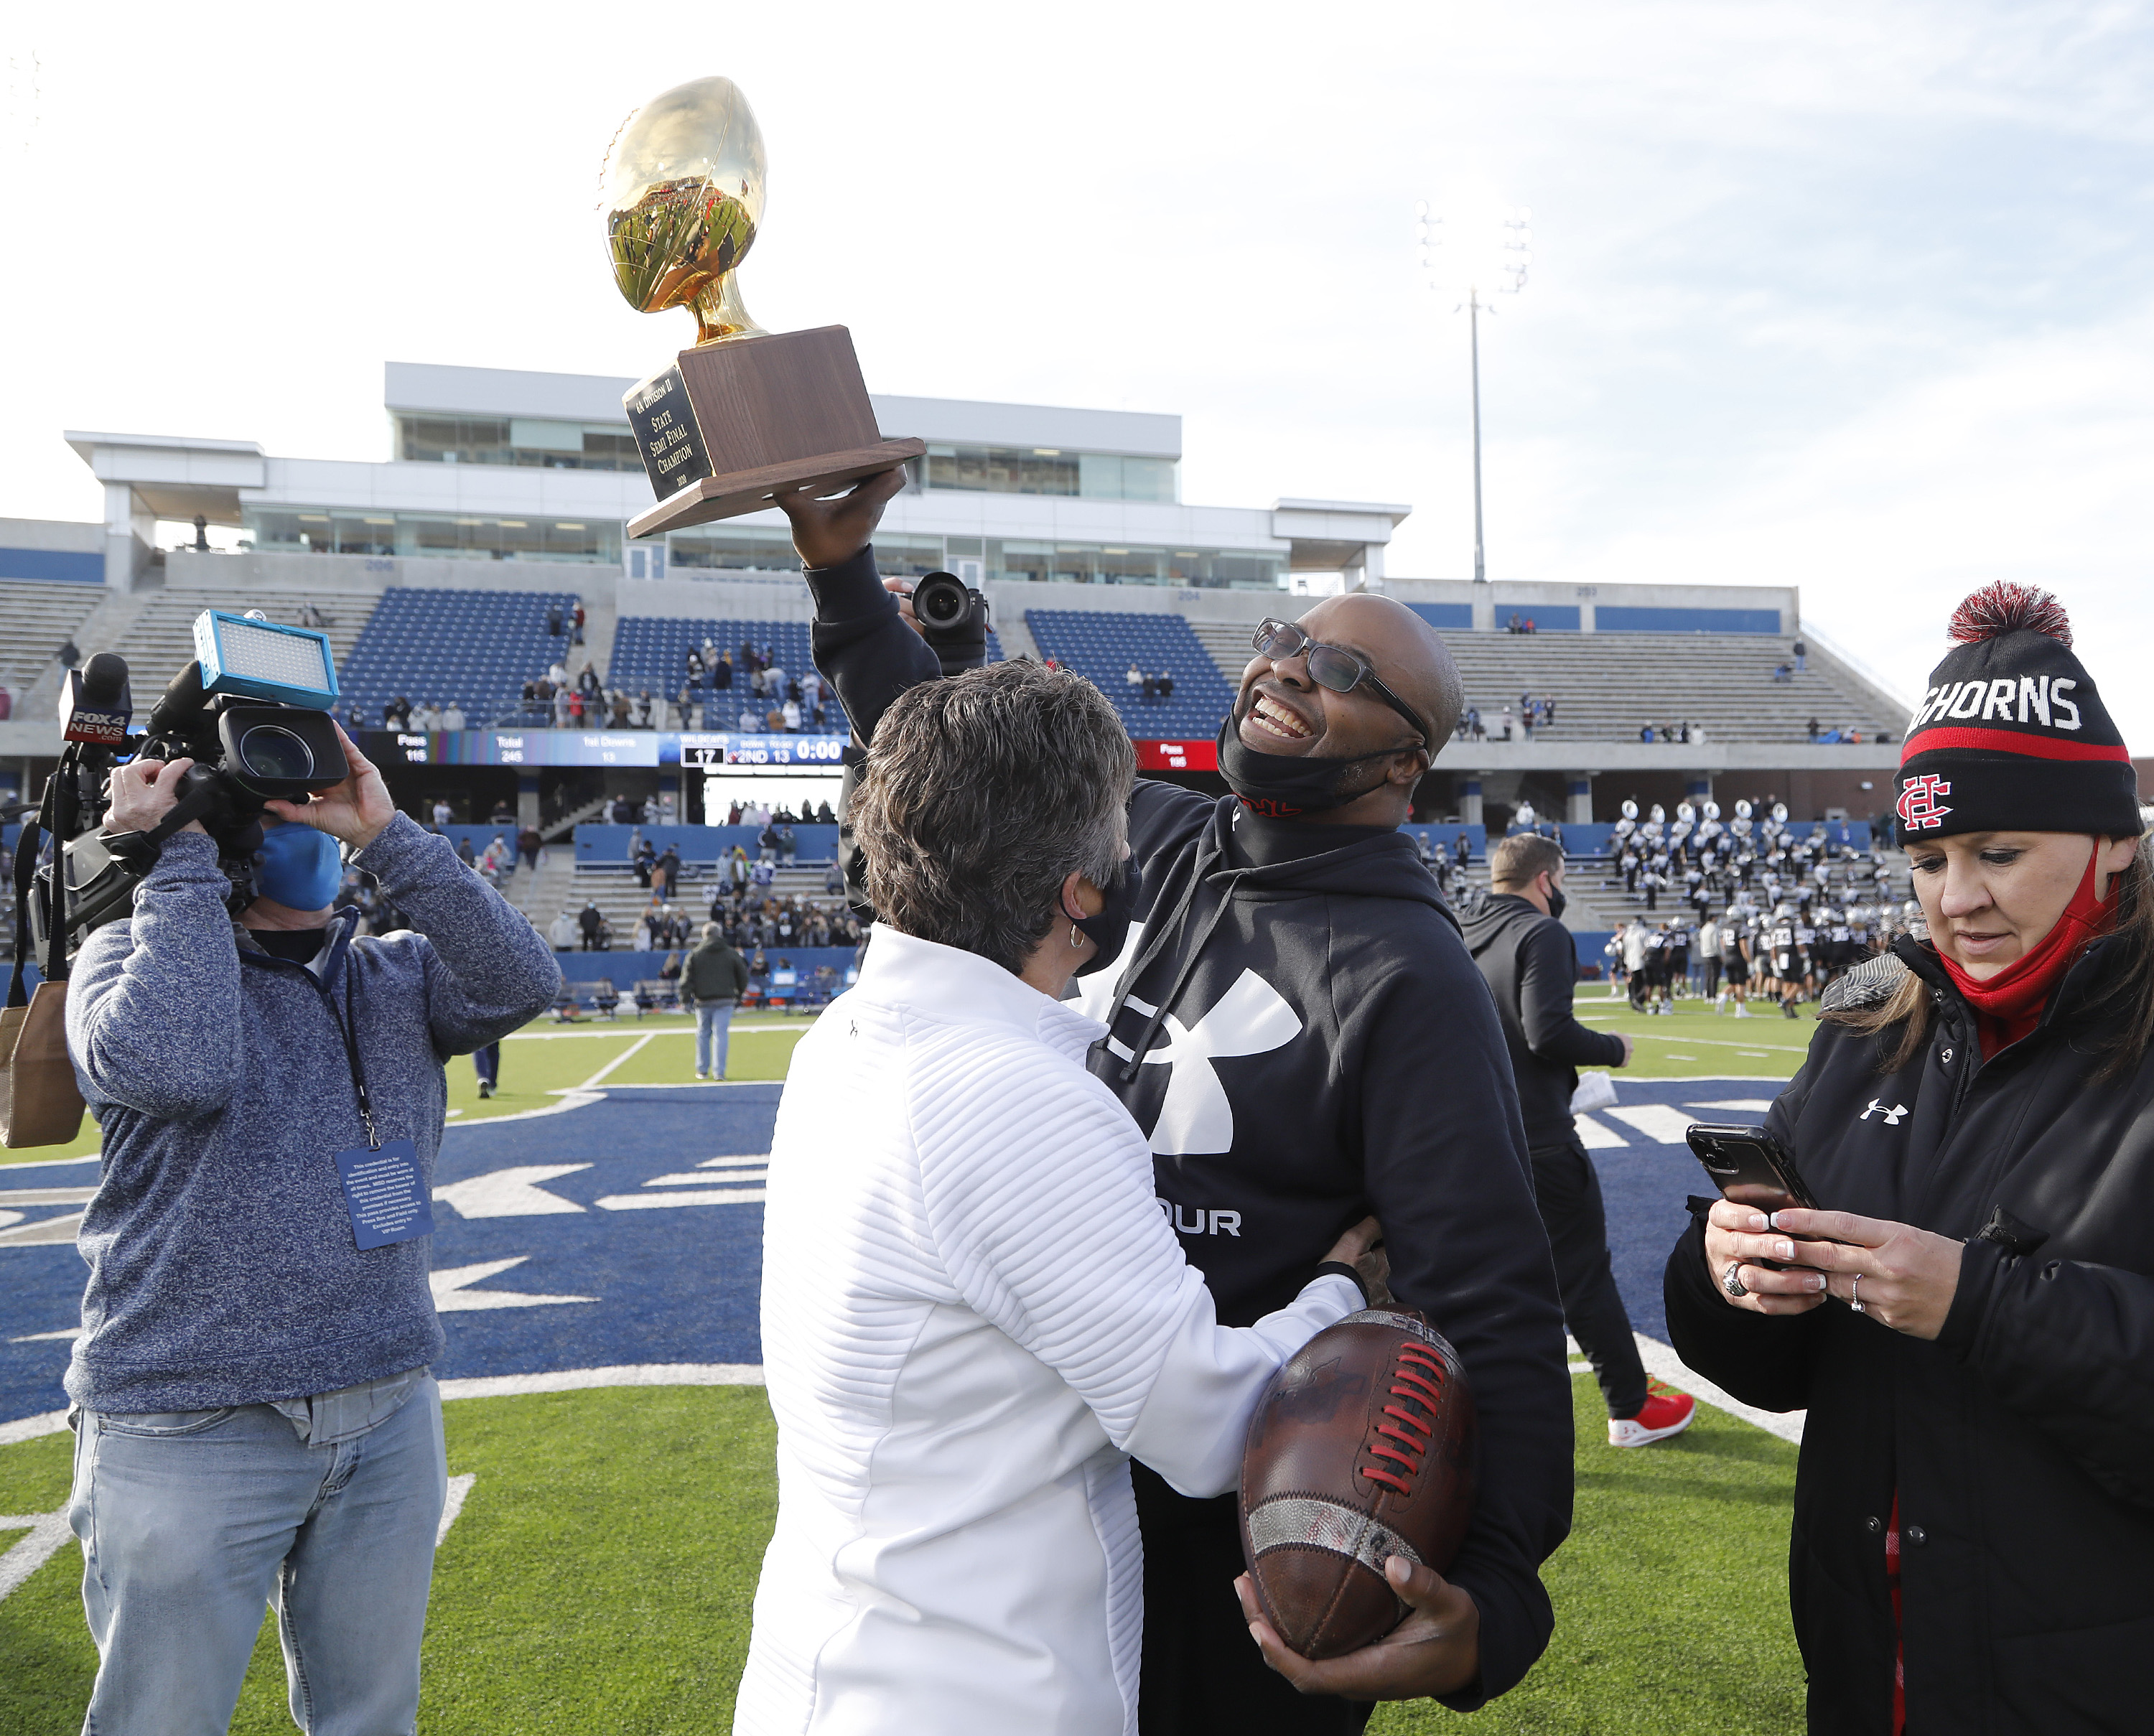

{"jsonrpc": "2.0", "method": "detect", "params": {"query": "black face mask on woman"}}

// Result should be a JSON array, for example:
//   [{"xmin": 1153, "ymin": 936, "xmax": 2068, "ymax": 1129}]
[
  {"xmin": 1072, "ymin": 856, "xmax": 1137, "ymax": 976},
  {"xmin": 1213, "ymin": 714, "xmax": 1416, "ymax": 821}
]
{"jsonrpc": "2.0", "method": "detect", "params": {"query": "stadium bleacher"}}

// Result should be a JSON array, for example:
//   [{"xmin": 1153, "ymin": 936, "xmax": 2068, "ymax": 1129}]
[
  {"xmin": 0, "ymin": 579, "xmax": 111, "ymax": 703},
  {"xmin": 103, "ymin": 587, "xmax": 380, "ymax": 698},
  {"xmin": 338, "ymin": 589, "xmax": 578, "ymax": 726},
  {"xmin": 1025, "ymin": 610, "xmax": 1238, "ymax": 737},
  {"xmin": 609, "ymin": 618, "xmax": 1004, "ymax": 734}
]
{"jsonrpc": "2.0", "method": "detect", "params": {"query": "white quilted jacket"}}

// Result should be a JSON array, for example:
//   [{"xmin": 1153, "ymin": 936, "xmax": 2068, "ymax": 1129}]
[{"xmin": 735, "ymin": 927, "xmax": 1358, "ymax": 1735}]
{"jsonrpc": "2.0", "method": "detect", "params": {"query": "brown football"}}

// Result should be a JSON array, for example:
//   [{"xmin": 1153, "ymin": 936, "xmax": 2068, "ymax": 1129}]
[{"xmin": 1239, "ymin": 1309, "xmax": 1475, "ymax": 1659}]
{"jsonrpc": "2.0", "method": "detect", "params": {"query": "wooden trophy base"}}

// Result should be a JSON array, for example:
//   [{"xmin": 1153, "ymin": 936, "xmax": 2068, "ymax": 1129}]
[{"xmin": 623, "ymin": 325, "xmax": 925, "ymax": 538}]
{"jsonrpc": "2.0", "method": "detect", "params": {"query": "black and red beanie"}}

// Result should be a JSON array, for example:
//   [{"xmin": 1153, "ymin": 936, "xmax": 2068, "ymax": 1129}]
[{"xmin": 1894, "ymin": 582, "xmax": 2143, "ymax": 844}]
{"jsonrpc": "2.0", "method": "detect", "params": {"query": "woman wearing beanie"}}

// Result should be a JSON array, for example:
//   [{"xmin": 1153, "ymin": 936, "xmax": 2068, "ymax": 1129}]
[{"xmin": 1664, "ymin": 582, "xmax": 2154, "ymax": 1735}]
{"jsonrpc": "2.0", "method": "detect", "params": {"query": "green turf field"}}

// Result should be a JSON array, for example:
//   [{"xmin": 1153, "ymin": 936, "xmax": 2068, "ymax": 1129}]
[
  {"xmin": 0, "ymin": 1369, "xmax": 1801, "ymax": 1735},
  {"xmin": 1571, "ymin": 994, "xmax": 1814, "ymax": 1083},
  {"xmin": 1, "ymin": 1013, "xmax": 819, "ymax": 1166}
]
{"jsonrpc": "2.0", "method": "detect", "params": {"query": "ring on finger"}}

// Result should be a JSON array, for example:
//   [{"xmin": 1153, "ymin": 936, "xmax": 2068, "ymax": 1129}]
[
  {"xmin": 1849, "ymin": 1272, "xmax": 1865, "ymax": 1314},
  {"xmin": 1722, "ymin": 1261, "xmax": 1749, "ymax": 1298}
]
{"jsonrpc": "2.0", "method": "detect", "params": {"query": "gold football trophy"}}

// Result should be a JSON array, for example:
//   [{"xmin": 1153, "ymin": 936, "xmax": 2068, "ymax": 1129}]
[{"xmin": 605, "ymin": 76, "xmax": 923, "ymax": 536}]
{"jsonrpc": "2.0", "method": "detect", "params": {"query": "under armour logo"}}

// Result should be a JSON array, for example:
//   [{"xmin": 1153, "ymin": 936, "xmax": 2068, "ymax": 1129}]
[
  {"xmin": 1096, "ymin": 968, "xmax": 1302, "ymax": 1157},
  {"xmin": 1861, "ymin": 1099, "xmax": 1909, "ymax": 1126},
  {"xmin": 1896, "ymin": 775, "xmax": 1952, "ymax": 832}
]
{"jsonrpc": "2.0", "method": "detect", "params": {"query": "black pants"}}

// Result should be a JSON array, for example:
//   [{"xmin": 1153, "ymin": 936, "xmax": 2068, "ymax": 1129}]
[
  {"xmin": 1527, "ymin": 1133, "xmax": 1647, "ymax": 1419},
  {"xmin": 1132, "ymin": 1462, "xmax": 1375, "ymax": 1735}
]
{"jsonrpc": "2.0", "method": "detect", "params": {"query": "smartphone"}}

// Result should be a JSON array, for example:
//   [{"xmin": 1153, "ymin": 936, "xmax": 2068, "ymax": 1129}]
[{"xmin": 1685, "ymin": 1123, "xmax": 1835, "ymax": 1268}]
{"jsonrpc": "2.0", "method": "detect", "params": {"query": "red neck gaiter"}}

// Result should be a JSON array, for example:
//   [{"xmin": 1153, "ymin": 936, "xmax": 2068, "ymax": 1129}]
[{"xmin": 1933, "ymin": 844, "xmax": 2116, "ymax": 1058}]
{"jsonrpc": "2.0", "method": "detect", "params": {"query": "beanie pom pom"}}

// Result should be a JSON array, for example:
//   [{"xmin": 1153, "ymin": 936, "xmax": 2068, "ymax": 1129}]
[{"xmin": 1948, "ymin": 582, "xmax": 2072, "ymax": 648}]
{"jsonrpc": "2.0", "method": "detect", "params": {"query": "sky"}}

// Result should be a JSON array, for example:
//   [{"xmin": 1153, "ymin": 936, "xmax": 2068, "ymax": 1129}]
[{"xmin": 5, "ymin": 0, "xmax": 2151, "ymax": 729}]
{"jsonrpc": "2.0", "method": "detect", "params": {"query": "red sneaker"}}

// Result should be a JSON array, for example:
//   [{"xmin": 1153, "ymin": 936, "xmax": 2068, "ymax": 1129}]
[{"xmin": 1608, "ymin": 1381, "xmax": 1696, "ymax": 1447}]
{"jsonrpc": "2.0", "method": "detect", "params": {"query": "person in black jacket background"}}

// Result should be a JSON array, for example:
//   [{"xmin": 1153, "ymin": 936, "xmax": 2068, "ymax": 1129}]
[
  {"xmin": 775, "ymin": 467, "xmax": 1572, "ymax": 1732},
  {"xmin": 1465, "ymin": 834, "xmax": 1695, "ymax": 1446},
  {"xmin": 1666, "ymin": 582, "xmax": 2154, "ymax": 1734}
]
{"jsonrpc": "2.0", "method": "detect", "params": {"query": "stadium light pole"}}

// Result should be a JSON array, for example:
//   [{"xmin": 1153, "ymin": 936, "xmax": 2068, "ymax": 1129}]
[{"xmin": 1415, "ymin": 197, "xmax": 1531, "ymax": 584}]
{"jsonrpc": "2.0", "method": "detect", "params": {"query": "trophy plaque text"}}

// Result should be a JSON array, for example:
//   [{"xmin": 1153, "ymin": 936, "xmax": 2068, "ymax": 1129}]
[{"xmin": 605, "ymin": 77, "xmax": 923, "ymax": 538}]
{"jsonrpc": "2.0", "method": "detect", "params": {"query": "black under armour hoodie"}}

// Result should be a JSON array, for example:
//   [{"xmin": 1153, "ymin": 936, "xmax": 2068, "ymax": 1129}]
[{"xmin": 805, "ymin": 546, "xmax": 1573, "ymax": 1713}]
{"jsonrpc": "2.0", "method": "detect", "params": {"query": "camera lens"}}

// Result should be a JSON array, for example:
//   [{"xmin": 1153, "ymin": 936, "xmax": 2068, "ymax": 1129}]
[
  {"xmin": 913, "ymin": 573, "xmax": 968, "ymax": 631},
  {"xmin": 236, "ymin": 725, "xmax": 314, "ymax": 783}
]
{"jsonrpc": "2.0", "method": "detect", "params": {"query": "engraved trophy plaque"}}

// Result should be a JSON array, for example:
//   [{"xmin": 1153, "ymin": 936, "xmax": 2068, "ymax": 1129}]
[{"xmin": 605, "ymin": 76, "xmax": 924, "ymax": 536}]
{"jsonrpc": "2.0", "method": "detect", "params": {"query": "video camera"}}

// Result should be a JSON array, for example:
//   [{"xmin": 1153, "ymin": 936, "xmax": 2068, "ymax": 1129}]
[{"xmin": 23, "ymin": 610, "xmax": 348, "ymax": 959}]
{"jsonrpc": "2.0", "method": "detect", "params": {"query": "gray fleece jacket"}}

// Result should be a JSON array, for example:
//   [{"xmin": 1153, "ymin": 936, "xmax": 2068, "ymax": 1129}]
[{"xmin": 62, "ymin": 814, "xmax": 558, "ymax": 1413}]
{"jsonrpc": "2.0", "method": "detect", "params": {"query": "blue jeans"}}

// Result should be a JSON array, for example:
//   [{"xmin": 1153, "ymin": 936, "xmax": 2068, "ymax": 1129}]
[
  {"xmin": 695, "ymin": 999, "xmax": 736, "ymax": 1078},
  {"xmin": 68, "ymin": 1375, "xmax": 447, "ymax": 1735}
]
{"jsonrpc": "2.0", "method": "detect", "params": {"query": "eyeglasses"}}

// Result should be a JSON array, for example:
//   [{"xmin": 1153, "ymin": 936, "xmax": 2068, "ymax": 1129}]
[{"xmin": 1251, "ymin": 619, "xmax": 1429, "ymax": 748}]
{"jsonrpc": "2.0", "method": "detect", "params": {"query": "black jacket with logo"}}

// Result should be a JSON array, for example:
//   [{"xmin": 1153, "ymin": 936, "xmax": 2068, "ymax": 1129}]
[
  {"xmin": 1459, "ymin": 893, "xmax": 1628, "ymax": 1147},
  {"xmin": 806, "ymin": 547, "xmax": 1573, "ymax": 1709},
  {"xmin": 1664, "ymin": 938, "xmax": 2154, "ymax": 1735}
]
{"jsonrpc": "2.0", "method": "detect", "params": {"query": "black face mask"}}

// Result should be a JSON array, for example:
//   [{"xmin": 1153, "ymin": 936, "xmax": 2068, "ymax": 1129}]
[
  {"xmin": 1214, "ymin": 713, "xmax": 1417, "ymax": 820},
  {"xmin": 1545, "ymin": 883, "xmax": 1567, "ymax": 922},
  {"xmin": 1073, "ymin": 856, "xmax": 1137, "ymax": 976}
]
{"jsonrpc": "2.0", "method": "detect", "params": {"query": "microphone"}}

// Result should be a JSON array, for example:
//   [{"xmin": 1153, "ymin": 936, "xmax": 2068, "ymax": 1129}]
[
  {"xmin": 146, "ymin": 659, "xmax": 207, "ymax": 737},
  {"xmin": 58, "ymin": 652, "xmax": 134, "ymax": 747}
]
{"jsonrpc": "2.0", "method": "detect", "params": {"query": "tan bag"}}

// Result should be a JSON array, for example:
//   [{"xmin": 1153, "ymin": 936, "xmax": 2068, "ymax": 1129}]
[
  {"xmin": 4, "ymin": 801, "xmax": 88, "ymax": 1148},
  {"xmin": 0, "ymin": 980, "xmax": 85, "ymax": 1148}
]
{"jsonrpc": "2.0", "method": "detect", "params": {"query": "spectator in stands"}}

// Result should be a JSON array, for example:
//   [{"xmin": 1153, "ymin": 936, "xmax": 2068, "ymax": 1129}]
[
  {"xmin": 738, "ymin": 704, "xmax": 763, "ymax": 733},
  {"xmin": 714, "ymin": 654, "xmax": 734, "ymax": 695},
  {"xmin": 781, "ymin": 698, "xmax": 801, "ymax": 732},
  {"xmin": 1157, "ymin": 671, "xmax": 1175, "ymax": 700},
  {"xmin": 56, "ymin": 635, "xmax": 81, "ymax": 668},
  {"xmin": 1808, "ymin": 715, "xmax": 1821, "ymax": 743},
  {"xmin": 0, "ymin": 683, "xmax": 11, "ymax": 721},
  {"xmin": 454, "ymin": 836, "xmax": 476, "ymax": 869},
  {"xmin": 552, "ymin": 686, "xmax": 572, "ymax": 729},
  {"xmin": 571, "ymin": 599, "xmax": 586, "ymax": 645},
  {"xmin": 801, "ymin": 668, "xmax": 823, "ymax": 723},
  {"xmin": 518, "ymin": 826, "xmax": 542, "ymax": 873},
  {"xmin": 633, "ymin": 690, "xmax": 653, "ymax": 728},
  {"xmin": 1772, "ymin": 661, "xmax": 1794, "ymax": 682},
  {"xmin": 815, "ymin": 799, "xmax": 836, "ymax": 825},
  {"xmin": 427, "ymin": 798, "xmax": 451, "ymax": 830},
  {"xmin": 1140, "ymin": 671, "xmax": 1158, "ymax": 702},
  {"xmin": 1506, "ymin": 612, "xmax": 1523, "ymax": 634},
  {"xmin": 765, "ymin": 659, "xmax": 787, "ymax": 700},
  {"xmin": 686, "ymin": 646, "xmax": 704, "ymax": 686},
  {"xmin": 488, "ymin": 798, "xmax": 514, "ymax": 824},
  {"xmin": 1543, "ymin": 696, "xmax": 1557, "ymax": 729},
  {"xmin": 766, "ymin": 705, "xmax": 787, "ymax": 734},
  {"xmin": 632, "ymin": 910, "xmax": 655, "ymax": 954},
  {"xmin": 1640, "ymin": 722, "xmax": 1656, "ymax": 743},
  {"xmin": 578, "ymin": 900, "xmax": 605, "ymax": 951},
  {"xmin": 547, "ymin": 658, "xmax": 568, "ymax": 688},
  {"xmin": 633, "ymin": 836, "xmax": 656, "ymax": 887},
  {"xmin": 577, "ymin": 663, "xmax": 600, "ymax": 697},
  {"xmin": 1792, "ymin": 636, "xmax": 1806, "ymax": 671},
  {"xmin": 1126, "ymin": 661, "xmax": 1144, "ymax": 698},
  {"xmin": 546, "ymin": 603, "xmax": 564, "ymax": 639},
  {"xmin": 653, "ymin": 844, "xmax": 681, "ymax": 900},
  {"xmin": 779, "ymin": 826, "xmax": 797, "ymax": 867},
  {"xmin": 443, "ymin": 701, "xmax": 467, "ymax": 732}
]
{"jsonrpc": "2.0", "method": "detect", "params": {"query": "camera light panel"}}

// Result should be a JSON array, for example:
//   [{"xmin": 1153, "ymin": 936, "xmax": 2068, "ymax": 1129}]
[{"xmin": 192, "ymin": 611, "xmax": 340, "ymax": 709}]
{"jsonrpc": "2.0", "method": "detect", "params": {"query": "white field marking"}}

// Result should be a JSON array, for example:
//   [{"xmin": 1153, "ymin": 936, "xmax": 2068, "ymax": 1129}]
[
  {"xmin": 432, "ymin": 1256, "xmax": 596, "ymax": 1312},
  {"xmin": 0, "ymin": 1412, "xmax": 69, "ymax": 1446},
  {"xmin": 645, "ymin": 1154, "xmax": 771, "ymax": 1187},
  {"xmin": 0, "ymin": 1211, "xmax": 85, "ymax": 1249},
  {"xmin": 0, "ymin": 1154, "xmax": 99, "ymax": 1172},
  {"xmin": 1635, "ymin": 1332, "xmax": 1804, "ymax": 1445},
  {"xmin": 1567, "ymin": 1361, "xmax": 1593, "ymax": 1375},
  {"xmin": 1573, "ymin": 1114, "xmax": 1628, "ymax": 1149},
  {"xmin": 436, "ymin": 1473, "xmax": 476, "ymax": 1546},
  {"xmin": 445, "ymin": 1110, "xmax": 464, "ymax": 1119},
  {"xmin": 0, "ymin": 1508, "xmax": 73, "ymax": 1602},
  {"xmin": 1664, "ymin": 1053, "xmax": 1697, "ymax": 1060},
  {"xmin": 1687, "ymin": 1099, "xmax": 1780, "ymax": 1113},
  {"xmin": 574, "ymin": 1033, "xmax": 657, "ymax": 1090},
  {"xmin": 0, "ymin": 1213, "xmax": 17, "ymax": 1230},
  {"xmin": 596, "ymin": 1188, "xmax": 765, "ymax": 1209},
  {"xmin": 0, "ymin": 1187, "xmax": 97, "ymax": 1208},
  {"xmin": 1605, "ymin": 1105, "xmax": 1698, "ymax": 1145},
  {"xmin": 1628, "ymin": 1031, "xmax": 1809, "ymax": 1055},
  {"xmin": 9, "ymin": 1328, "xmax": 81, "ymax": 1343},
  {"xmin": 434, "ymin": 1363, "xmax": 765, "ymax": 1402},
  {"xmin": 555, "ymin": 1080, "xmax": 773, "ymax": 1093},
  {"xmin": 447, "ymin": 1092, "xmax": 602, "ymax": 1126},
  {"xmin": 432, "ymin": 1165, "xmax": 592, "ymax": 1219}
]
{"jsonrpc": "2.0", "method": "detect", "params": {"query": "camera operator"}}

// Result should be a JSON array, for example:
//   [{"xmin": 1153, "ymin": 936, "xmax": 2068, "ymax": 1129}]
[
  {"xmin": 60, "ymin": 724, "xmax": 557, "ymax": 1735},
  {"xmin": 1668, "ymin": 585, "xmax": 2154, "ymax": 1732},
  {"xmin": 777, "ymin": 472, "xmax": 1570, "ymax": 1727}
]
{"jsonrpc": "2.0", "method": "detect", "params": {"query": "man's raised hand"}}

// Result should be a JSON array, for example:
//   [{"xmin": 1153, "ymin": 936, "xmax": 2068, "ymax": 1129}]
[{"xmin": 775, "ymin": 465, "xmax": 909, "ymax": 571}]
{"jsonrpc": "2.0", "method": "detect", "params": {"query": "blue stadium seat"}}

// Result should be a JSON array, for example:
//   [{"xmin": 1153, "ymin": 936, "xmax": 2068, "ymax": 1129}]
[
  {"xmin": 339, "ymin": 589, "xmax": 580, "ymax": 727},
  {"xmin": 1025, "ymin": 610, "xmax": 1236, "ymax": 737}
]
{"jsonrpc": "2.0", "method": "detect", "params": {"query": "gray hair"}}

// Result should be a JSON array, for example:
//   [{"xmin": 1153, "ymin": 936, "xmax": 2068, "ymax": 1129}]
[{"xmin": 851, "ymin": 660, "xmax": 1135, "ymax": 975}]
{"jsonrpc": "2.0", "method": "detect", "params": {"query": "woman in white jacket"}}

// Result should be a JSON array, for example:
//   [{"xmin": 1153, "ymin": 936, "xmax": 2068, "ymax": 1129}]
[{"xmin": 736, "ymin": 660, "xmax": 1377, "ymax": 1736}]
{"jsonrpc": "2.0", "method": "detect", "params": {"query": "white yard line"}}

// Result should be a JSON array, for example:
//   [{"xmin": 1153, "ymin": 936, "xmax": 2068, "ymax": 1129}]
[
  {"xmin": 0, "ymin": 1509, "xmax": 73, "ymax": 1601},
  {"xmin": 1569, "ymin": 1333, "xmax": 1804, "ymax": 1445},
  {"xmin": 572, "ymin": 1035, "xmax": 658, "ymax": 1091},
  {"xmin": 436, "ymin": 1473, "xmax": 477, "ymax": 1546}
]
